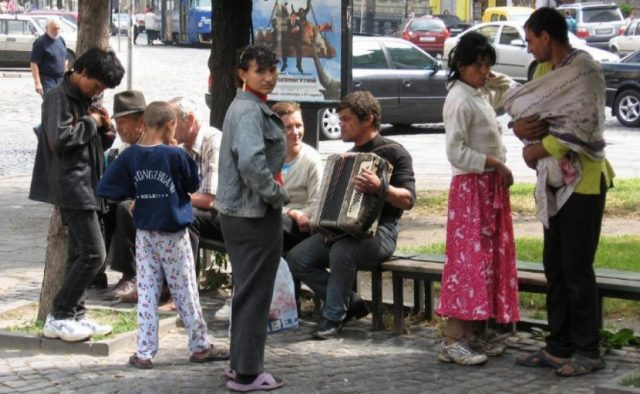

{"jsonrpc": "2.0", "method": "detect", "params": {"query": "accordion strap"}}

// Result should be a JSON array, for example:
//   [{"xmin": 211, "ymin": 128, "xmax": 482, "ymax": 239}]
[{"xmin": 360, "ymin": 162, "xmax": 389, "ymax": 234}]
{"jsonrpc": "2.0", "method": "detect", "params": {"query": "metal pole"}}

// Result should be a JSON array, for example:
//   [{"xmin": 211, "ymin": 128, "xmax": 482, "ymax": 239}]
[
  {"xmin": 360, "ymin": 0, "xmax": 364, "ymax": 33},
  {"xmin": 127, "ymin": 0, "xmax": 133, "ymax": 89}
]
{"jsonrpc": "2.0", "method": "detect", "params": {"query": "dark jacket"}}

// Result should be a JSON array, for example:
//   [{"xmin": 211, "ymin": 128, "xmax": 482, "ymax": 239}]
[{"xmin": 29, "ymin": 72, "xmax": 114, "ymax": 211}]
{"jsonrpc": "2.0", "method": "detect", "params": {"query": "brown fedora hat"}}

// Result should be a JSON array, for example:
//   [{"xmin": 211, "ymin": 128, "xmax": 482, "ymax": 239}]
[{"xmin": 113, "ymin": 90, "xmax": 147, "ymax": 118}]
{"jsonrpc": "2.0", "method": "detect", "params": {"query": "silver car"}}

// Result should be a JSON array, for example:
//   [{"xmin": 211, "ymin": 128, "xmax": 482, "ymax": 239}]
[
  {"xmin": 557, "ymin": 3, "xmax": 625, "ymax": 50},
  {"xmin": 320, "ymin": 35, "xmax": 448, "ymax": 139}
]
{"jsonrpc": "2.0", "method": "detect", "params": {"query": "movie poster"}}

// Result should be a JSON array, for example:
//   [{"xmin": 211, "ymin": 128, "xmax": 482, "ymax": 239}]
[{"xmin": 253, "ymin": 0, "xmax": 342, "ymax": 102}]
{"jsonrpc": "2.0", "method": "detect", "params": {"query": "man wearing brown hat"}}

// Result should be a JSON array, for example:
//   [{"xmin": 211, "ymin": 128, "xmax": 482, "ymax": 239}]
[{"xmin": 101, "ymin": 90, "xmax": 147, "ymax": 302}]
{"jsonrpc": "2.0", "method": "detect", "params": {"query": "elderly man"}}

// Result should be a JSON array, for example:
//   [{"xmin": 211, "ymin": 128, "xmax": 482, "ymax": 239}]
[
  {"xmin": 167, "ymin": 97, "xmax": 224, "ymax": 272},
  {"xmin": 102, "ymin": 90, "xmax": 147, "ymax": 301},
  {"xmin": 286, "ymin": 91, "xmax": 416, "ymax": 339},
  {"xmin": 30, "ymin": 18, "xmax": 67, "ymax": 96}
]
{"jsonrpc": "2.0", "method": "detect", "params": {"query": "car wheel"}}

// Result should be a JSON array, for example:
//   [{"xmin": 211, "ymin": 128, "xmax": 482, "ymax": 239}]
[
  {"xmin": 320, "ymin": 108, "xmax": 341, "ymax": 140},
  {"xmin": 614, "ymin": 89, "xmax": 640, "ymax": 127},
  {"xmin": 66, "ymin": 50, "xmax": 76, "ymax": 66}
]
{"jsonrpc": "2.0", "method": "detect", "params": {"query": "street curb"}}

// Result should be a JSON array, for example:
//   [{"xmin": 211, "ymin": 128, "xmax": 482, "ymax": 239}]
[
  {"xmin": 1, "ymin": 71, "xmax": 30, "ymax": 78},
  {"xmin": 0, "ymin": 315, "xmax": 178, "ymax": 357}
]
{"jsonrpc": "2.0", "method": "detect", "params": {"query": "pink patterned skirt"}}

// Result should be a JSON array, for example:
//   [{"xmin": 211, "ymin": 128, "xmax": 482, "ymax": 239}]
[{"xmin": 435, "ymin": 172, "xmax": 520, "ymax": 323}]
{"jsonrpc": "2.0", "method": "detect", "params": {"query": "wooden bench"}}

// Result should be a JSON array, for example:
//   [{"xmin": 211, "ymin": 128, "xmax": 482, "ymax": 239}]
[{"xmin": 384, "ymin": 254, "xmax": 640, "ymax": 335}]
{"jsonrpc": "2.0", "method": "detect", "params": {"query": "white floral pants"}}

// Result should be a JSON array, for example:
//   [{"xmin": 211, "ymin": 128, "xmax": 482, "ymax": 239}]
[{"xmin": 135, "ymin": 229, "xmax": 210, "ymax": 359}]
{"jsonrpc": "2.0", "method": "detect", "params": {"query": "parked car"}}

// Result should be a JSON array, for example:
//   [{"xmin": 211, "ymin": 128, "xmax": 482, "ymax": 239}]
[
  {"xmin": 433, "ymin": 13, "xmax": 470, "ymax": 37},
  {"xmin": 443, "ymin": 21, "xmax": 619, "ymax": 81},
  {"xmin": 111, "ymin": 13, "xmax": 130, "ymax": 35},
  {"xmin": 397, "ymin": 15, "xmax": 450, "ymax": 56},
  {"xmin": 609, "ymin": 19, "xmax": 640, "ymax": 56},
  {"xmin": 481, "ymin": 6, "xmax": 534, "ymax": 23},
  {"xmin": 557, "ymin": 3, "xmax": 625, "ymax": 50},
  {"xmin": 603, "ymin": 50, "xmax": 640, "ymax": 127},
  {"xmin": 0, "ymin": 14, "xmax": 77, "ymax": 68}
]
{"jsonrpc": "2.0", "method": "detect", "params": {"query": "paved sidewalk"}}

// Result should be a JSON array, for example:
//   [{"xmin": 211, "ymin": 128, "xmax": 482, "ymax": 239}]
[{"xmin": 0, "ymin": 174, "xmax": 638, "ymax": 393}]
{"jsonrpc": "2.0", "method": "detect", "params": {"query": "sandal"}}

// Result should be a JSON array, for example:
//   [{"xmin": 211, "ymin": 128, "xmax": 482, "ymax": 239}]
[
  {"xmin": 555, "ymin": 354, "xmax": 605, "ymax": 377},
  {"xmin": 226, "ymin": 372, "xmax": 285, "ymax": 392},
  {"xmin": 128, "ymin": 354, "xmax": 153, "ymax": 369},
  {"xmin": 189, "ymin": 344, "xmax": 230, "ymax": 363},
  {"xmin": 224, "ymin": 368, "xmax": 237, "ymax": 380},
  {"xmin": 515, "ymin": 349, "xmax": 567, "ymax": 369}
]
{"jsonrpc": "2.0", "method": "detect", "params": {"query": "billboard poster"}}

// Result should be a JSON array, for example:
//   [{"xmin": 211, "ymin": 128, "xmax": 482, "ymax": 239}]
[{"xmin": 253, "ymin": 0, "xmax": 342, "ymax": 103}]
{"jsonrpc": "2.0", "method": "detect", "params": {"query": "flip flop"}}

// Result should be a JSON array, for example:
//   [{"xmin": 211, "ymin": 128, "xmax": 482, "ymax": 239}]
[
  {"xmin": 189, "ymin": 345, "xmax": 230, "ymax": 363},
  {"xmin": 224, "ymin": 368, "xmax": 237, "ymax": 380},
  {"xmin": 515, "ymin": 349, "xmax": 567, "ymax": 369},
  {"xmin": 226, "ymin": 372, "xmax": 285, "ymax": 392},
  {"xmin": 555, "ymin": 354, "xmax": 605, "ymax": 377}
]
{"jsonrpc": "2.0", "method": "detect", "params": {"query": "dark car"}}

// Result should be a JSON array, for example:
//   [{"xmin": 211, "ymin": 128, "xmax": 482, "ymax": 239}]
[
  {"xmin": 603, "ymin": 50, "xmax": 640, "ymax": 127},
  {"xmin": 433, "ymin": 14, "xmax": 470, "ymax": 37},
  {"xmin": 398, "ymin": 15, "xmax": 450, "ymax": 56}
]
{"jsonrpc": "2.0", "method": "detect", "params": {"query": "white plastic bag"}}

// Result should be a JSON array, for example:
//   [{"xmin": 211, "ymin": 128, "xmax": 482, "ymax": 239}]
[{"xmin": 267, "ymin": 257, "xmax": 299, "ymax": 333}]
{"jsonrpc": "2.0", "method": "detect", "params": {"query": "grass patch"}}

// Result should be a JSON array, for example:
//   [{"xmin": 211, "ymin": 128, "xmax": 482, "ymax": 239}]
[
  {"xmin": 6, "ymin": 308, "xmax": 138, "ymax": 341},
  {"xmin": 398, "ymin": 235, "xmax": 640, "ymax": 319},
  {"xmin": 414, "ymin": 178, "xmax": 640, "ymax": 218},
  {"xmin": 621, "ymin": 373, "xmax": 640, "ymax": 388}
]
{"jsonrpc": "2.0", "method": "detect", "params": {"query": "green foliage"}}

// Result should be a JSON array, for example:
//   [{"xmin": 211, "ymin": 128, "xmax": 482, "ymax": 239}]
[
  {"xmin": 619, "ymin": 3, "xmax": 633, "ymax": 17},
  {"xmin": 600, "ymin": 328, "xmax": 640, "ymax": 353},
  {"xmin": 621, "ymin": 373, "xmax": 640, "ymax": 388}
]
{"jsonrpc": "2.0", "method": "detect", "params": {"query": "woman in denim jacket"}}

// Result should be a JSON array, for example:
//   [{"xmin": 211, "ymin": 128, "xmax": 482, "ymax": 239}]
[{"xmin": 214, "ymin": 44, "xmax": 289, "ymax": 392}]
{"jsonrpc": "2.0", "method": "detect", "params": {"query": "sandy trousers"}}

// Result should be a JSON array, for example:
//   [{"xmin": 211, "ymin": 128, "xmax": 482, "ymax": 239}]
[{"xmin": 135, "ymin": 228, "xmax": 210, "ymax": 360}]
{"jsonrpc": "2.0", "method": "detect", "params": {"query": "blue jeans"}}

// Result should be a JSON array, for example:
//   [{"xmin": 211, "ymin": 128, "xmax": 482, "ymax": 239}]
[
  {"xmin": 286, "ymin": 222, "xmax": 397, "ymax": 322},
  {"xmin": 41, "ymin": 74, "xmax": 63, "ymax": 95},
  {"xmin": 53, "ymin": 209, "xmax": 106, "ymax": 320}
]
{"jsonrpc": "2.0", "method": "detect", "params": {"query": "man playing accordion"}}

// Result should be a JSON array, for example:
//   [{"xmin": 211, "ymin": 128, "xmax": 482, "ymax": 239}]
[{"xmin": 286, "ymin": 91, "xmax": 416, "ymax": 339}]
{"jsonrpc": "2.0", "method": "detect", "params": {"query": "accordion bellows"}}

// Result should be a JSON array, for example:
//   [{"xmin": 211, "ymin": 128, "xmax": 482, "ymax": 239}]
[{"xmin": 311, "ymin": 152, "xmax": 393, "ymax": 239}]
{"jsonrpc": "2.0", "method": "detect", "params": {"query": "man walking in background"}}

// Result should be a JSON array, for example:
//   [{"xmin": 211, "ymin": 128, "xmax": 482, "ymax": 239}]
[{"xmin": 30, "ymin": 18, "xmax": 67, "ymax": 96}]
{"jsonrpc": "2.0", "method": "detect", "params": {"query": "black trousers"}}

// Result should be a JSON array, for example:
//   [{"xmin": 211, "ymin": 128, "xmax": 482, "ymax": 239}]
[
  {"xmin": 543, "ymin": 179, "xmax": 606, "ymax": 359},
  {"xmin": 54, "ymin": 209, "xmax": 106, "ymax": 320},
  {"xmin": 188, "ymin": 207, "xmax": 224, "ymax": 275},
  {"xmin": 104, "ymin": 200, "xmax": 136, "ymax": 278},
  {"xmin": 219, "ymin": 208, "xmax": 282, "ymax": 376}
]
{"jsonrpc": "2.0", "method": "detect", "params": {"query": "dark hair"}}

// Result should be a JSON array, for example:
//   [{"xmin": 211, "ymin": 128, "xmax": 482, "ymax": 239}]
[
  {"xmin": 524, "ymin": 7, "xmax": 569, "ymax": 45},
  {"xmin": 447, "ymin": 31, "xmax": 496, "ymax": 84},
  {"xmin": 271, "ymin": 101, "xmax": 301, "ymax": 117},
  {"xmin": 337, "ymin": 91, "xmax": 381, "ymax": 130},
  {"xmin": 143, "ymin": 101, "xmax": 176, "ymax": 131},
  {"xmin": 72, "ymin": 47, "xmax": 124, "ymax": 88},
  {"xmin": 236, "ymin": 44, "xmax": 279, "ymax": 87}
]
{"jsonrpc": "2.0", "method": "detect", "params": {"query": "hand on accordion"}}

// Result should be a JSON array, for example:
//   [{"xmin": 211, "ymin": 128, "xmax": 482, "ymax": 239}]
[{"xmin": 354, "ymin": 168, "xmax": 382, "ymax": 195}]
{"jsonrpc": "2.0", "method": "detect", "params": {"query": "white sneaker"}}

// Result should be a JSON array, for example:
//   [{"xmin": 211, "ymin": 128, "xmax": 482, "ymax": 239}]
[
  {"xmin": 439, "ymin": 340, "xmax": 488, "ymax": 365},
  {"xmin": 42, "ymin": 314, "xmax": 93, "ymax": 342},
  {"xmin": 214, "ymin": 298, "xmax": 231, "ymax": 321},
  {"xmin": 77, "ymin": 318, "xmax": 113, "ymax": 336}
]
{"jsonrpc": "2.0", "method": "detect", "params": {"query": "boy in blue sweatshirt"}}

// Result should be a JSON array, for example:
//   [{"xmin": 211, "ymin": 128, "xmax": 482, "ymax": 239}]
[{"xmin": 97, "ymin": 101, "xmax": 229, "ymax": 369}]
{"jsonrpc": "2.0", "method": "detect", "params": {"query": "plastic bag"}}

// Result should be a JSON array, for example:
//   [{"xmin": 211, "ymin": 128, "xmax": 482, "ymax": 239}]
[{"xmin": 267, "ymin": 257, "xmax": 299, "ymax": 333}]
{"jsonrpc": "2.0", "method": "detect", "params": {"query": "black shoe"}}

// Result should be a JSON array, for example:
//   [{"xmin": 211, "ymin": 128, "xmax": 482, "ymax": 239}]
[
  {"xmin": 344, "ymin": 295, "xmax": 369, "ymax": 323},
  {"xmin": 297, "ymin": 66, "xmax": 304, "ymax": 74},
  {"xmin": 280, "ymin": 63, "xmax": 288, "ymax": 72},
  {"xmin": 89, "ymin": 272, "xmax": 108, "ymax": 289},
  {"xmin": 312, "ymin": 318, "xmax": 343, "ymax": 340}
]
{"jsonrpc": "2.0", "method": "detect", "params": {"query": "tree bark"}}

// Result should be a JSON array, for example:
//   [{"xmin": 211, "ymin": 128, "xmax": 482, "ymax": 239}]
[
  {"xmin": 36, "ymin": 1, "xmax": 111, "ymax": 321},
  {"xmin": 208, "ymin": 0, "xmax": 253, "ymax": 128},
  {"xmin": 37, "ymin": 208, "xmax": 68, "ymax": 322}
]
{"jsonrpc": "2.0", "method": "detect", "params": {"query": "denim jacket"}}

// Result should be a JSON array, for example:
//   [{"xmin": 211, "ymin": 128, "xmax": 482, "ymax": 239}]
[{"xmin": 214, "ymin": 90, "xmax": 289, "ymax": 217}]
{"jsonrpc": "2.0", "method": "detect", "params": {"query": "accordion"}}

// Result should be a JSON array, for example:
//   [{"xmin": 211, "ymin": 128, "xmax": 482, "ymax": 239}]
[{"xmin": 311, "ymin": 152, "xmax": 393, "ymax": 239}]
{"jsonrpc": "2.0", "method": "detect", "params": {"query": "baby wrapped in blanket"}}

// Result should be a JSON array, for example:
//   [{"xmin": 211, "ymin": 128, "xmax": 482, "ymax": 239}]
[{"xmin": 501, "ymin": 50, "xmax": 607, "ymax": 227}]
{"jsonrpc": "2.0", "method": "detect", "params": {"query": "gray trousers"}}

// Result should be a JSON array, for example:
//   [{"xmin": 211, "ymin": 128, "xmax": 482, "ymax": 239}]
[{"xmin": 219, "ymin": 208, "xmax": 282, "ymax": 375}]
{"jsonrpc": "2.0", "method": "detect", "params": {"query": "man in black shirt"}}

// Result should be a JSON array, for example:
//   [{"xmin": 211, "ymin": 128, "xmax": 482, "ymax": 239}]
[
  {"xmin": 286, "ymin": 91, "xmax": 416, "ymax": 339},
  {"xmin": 30, "ymin": 18, "xmax": 67, "ymax": 96}
]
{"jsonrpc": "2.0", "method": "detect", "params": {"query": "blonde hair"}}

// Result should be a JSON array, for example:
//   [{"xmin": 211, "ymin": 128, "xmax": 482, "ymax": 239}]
[{"xmin": 271, "ymin": 101, "xmax": 301, "ymax": 117}]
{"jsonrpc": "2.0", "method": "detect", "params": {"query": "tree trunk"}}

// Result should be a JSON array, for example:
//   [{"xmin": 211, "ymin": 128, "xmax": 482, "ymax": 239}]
[
  {"xmin": 208, "ymin": 0, "xmax": 253, "ymax": 128},
  {"xmin": 76, "ymin": 0, "xmax": 110, "ymax": 54},
  {"xmin": 36, "ymin": 2, "xmax": 111, "ymax": 321},
  {"xmin": 37, "ymin": 208, "xmax": 68, "ymax": 322}
]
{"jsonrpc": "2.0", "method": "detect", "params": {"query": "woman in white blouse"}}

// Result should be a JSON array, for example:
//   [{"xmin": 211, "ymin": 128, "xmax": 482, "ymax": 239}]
[{"xmin": 435, "ymin": 32, "xmax": 520, "ymax": 366}]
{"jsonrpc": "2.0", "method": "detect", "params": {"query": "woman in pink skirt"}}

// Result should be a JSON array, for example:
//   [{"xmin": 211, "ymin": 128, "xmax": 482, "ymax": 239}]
[{"xmin": 435, "ymin": 31, "xmax": 520, "ymax": 366}]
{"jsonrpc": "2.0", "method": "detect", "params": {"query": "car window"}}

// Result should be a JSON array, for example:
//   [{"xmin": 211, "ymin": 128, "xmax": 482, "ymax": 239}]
[
  {"xmin": 490, "ymin": 14, "xmax": 499, "ymax": 22},
  {"xmin": 384, "ymin": 40, "xmax": 436, "ymax": 70},
  {"xmin": 7, "ymin": 20, "xmax": 34, "ymax": 35},
  {"xmin": 582, "ymin": 8, "xmax": 623, "ymax": 23},
  {"xmin": 625, "ymin": 52, "xmax": 640, "ymax": 63},
  {"xmin": 409, "ymin": 18, "xmax": 445, "ymax": 32},
  {"xmin": 499, "ymin": 26, "xmax": 521, "ymax": 45},
  {"xmin": 476, "ymin": 25, "xmax": 499, "ymax": 43},
  {"xmin": 634, "ymin": 21, "xmax": 640, "ymax": 36},
  {"xmin": 353, "ymin": 40, "xmax": 388, "ymax": 69}
]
